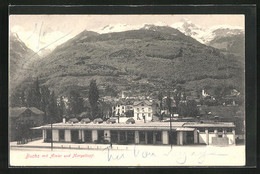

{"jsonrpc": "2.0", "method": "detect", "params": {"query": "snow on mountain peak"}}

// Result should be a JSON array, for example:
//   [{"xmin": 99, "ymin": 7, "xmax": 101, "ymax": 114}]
[
  {"xmin": 170, "ymin": 19, "xmax": 244, "ymax": 44},
  {"xmin": 98, "ymin": 23, "xmax": 143, "ymax": 34},
  {"xmin": 209, "ymin": 24, "xmax": 244, "ymax": 31}
]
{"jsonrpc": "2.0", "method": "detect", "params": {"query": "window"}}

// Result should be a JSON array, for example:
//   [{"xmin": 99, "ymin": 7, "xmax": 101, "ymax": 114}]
[
  {"xmin": 59, "ymin": 130, "xmax": 65, "ymax": 141},
  {"xmin": 139, "ymin": 131, "xmax": 145, "ymax": 142},
  {"xmin": 122, "ymin": 106, "xmax": 124, "ymax": 109},
  {"xmin": 142, "ymin": 108, "xmax": 144, "ymax": 112},
  {"xmin": 137, "ymin": 108, "xmax": 139, "ymax": 112},
  {"xmin": 141, "ymin": 104, "xmax": 144, "ymax": 106},
  {"xmin": 155, "ymin": 131, "xmax": 162, "ymax": 142},
  {"xmin": 84, "ymin": 130, "xmax": 92, "ymax": 142},
  {"xmin": 148, "ymin": 113, "xmax": 151, "ymax": 117}
]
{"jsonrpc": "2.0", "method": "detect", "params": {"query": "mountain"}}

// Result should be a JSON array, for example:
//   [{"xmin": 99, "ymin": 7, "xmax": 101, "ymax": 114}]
[
  {"xmin": 171, "ymin": 18, "xmax": 208, "ymax": 43},
  {"xmin": 25, "ymin": 26, "xmax": 244, "ymax": 98},
  {"xmin": 9, "ymin": 32, "xmax": 40, "ymax": 93},
  {"xmin": 207, "ymin": 30, "xmax": 245, "ymax": 57},
  {"xmin": 170, "ymin": 18, "xmax": 244, "ymax": 56},
  {"xmin": 95, "ymin": 19, "xmax": 244, "ymax": 56},
  {"xmin": 171, "ymin": 18, "xmax": 244, "ymax": 45}
]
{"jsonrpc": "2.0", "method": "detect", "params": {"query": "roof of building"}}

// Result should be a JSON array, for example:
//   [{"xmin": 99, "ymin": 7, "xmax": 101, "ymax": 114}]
[
  {"xmin": 113, "ymin": 99, "xmax": 135, "ymax": 106},
  {"xmin": 133, "ymin": 100, "xmax": 153, "ymax": 106},
  {"xmin": 28, "ymin": 107, "xmax": 44, "ymax": 115},
  {"xmin": 9, "ymin": 107, "xmax": 27, "ymax": 117},
  {"xmin": 9, "ymin": 107, "xmax": 44, "ymax": 118},
  {"xmin": 183, "ymin": 122, "xmax": 235, "ymax": 128},
  {"xmin": 34, "ymin": 120, "xmax": 235, "ymax": 131}
]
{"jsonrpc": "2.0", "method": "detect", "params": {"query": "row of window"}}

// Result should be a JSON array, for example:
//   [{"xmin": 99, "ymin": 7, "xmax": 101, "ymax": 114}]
[
  {"xmin": 197, "ymin": 128, "xmax": 233, "ymax": 132},
  {"xmin": 46, "ymin": 130, "xmax": 162, "ymax": 143},
  {"xmin": 136, "ymin": 108, "xmax": 151, "ymax": 112},
  {"xmin": 137, "ymin": 113, "xmax": 151, "ymax": 117},
  {"xmin": 114, "ymin": 106, "xmax": 133, "ymax": 109}
]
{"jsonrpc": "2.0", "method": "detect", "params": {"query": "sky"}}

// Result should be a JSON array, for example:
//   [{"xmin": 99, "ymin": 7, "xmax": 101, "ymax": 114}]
[{"xmin": 9, "ymin": 15, "xmax": 244, "ymax": 55}]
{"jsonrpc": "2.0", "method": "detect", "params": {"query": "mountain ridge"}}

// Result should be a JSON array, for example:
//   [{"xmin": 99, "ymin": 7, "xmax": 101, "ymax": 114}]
[{"xmin": 20, "ymin": 26, "xmax": 244, "ymax": 98}]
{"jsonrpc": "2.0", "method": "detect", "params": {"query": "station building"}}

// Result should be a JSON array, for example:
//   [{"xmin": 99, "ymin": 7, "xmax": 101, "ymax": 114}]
[{"xmin": 35, "ymin": 120, "xmax": 236, "ymax": 146}]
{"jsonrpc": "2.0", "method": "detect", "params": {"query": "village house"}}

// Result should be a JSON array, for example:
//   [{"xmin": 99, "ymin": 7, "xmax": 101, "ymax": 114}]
[
  {"xmin": 133, "ymin": 100, "xmax": 159, "ymax": 122},
  {"xmin": 35, "ymin": 119, "xmax": 236, "ymax": 146},
  {"xmin": 112, "ymin": 100, "xmax": 134, "ymax": 117},
  {"xmin": 9, "ymin": 107, "xmax": 44, "ymax": 141}
]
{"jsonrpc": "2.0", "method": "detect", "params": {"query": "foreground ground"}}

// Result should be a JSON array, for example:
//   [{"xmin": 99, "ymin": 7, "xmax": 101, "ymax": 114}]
[{"xmin": 10, "ymin": 139, "xmax": 245, "ymax": 167}]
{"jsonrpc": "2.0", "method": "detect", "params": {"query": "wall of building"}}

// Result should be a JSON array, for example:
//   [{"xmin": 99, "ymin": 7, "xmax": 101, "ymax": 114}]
[
  {"xmin": 162, "ymin": 131, "xmax": 169, "ymax": 144},
  {"xmin": 135, "ymin": 131, "xmax": 139, "ymax": 144},
  {"xmin": 65, "ymin": 130, "xmax": 71, "ymax": 142},
  {"xmin": 112, "ymin": 104, "xmax": 133, "ymax": 116},
  {"xmin": 194, "ymin": 130, "xmax": 198, "ymax": 143},
  {"xmin": 209, "ymin": 133, "xmax": 215, "ymax": 144},
  {"xmin": 52, "ymin": 130, "xmax": 59, "ymax": 141},
  {"xmin": 42, "ymin": 129, "xmax": 46, "ymax": 140},
  {"xmin": 199, "ymin": 132, "xmax": 207, "ymax": 144},
  {"xmin": 227, "ymin": 133, "xmax": 235, "ymax": 145},
  {"xmin": 92, "ymin": 130, "xmax": 98, "ymax": 142},
  {"xmin": 133, "ymin": 104, "xmax": 153, "ymax": 121}
]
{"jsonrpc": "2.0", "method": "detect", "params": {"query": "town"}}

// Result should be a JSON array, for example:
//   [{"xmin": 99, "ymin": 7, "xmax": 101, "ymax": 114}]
[{"xmin": 10, "ymin": 78, "xmax": 245, "ymax": 147}]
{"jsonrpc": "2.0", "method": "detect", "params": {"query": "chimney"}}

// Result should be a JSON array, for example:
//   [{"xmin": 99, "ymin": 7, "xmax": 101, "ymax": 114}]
[{"xmin": 63, "ymin": 117, "xmax": 66, "ymax": 123}]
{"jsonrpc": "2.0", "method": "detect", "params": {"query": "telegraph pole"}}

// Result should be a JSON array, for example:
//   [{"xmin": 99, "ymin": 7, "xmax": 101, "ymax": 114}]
[
  {"xmin": 51, "ymin": 117, "xmax": 53, "ymax": 151},
  {"xmin": 170, "ymin": 113, "xmax": 172, "ymax": 149}
]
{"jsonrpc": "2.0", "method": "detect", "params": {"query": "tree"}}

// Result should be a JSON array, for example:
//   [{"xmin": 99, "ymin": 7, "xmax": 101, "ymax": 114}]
[
  {"xmin": 174, "ymin": 92, "xmax": 181, "ymax": 111},
  {"xmin": 58, "ymin": 96, "xmax": 66, "ymax": 119},
  {"xmin": 40, "ymin": 85, "xmax": 51, "ymax": 123},
  {"xmin": 68, "ymin": 90, "xmax": 84, "ymax": 116},
  {"xmin": 25, "ymin": 78, "xmax": 41, "ymax": 109},
  {"xmin": 88, "ymin": 80, "xmax": 99, "ymax": 119},
  {"xmin": 104, "ymin": 85, "xmax": 118, "ymax": 97},
  {"xmin": 158, "ymin": 91, "xmax": 163, "ymax": 120},
  {"xmin": 46, "ymin": 91, "xmax": 59, "ymax": 123},
  {"xmin": 186, "ymin": 100, "xmax": 199, "ymax": 117},
  {"xmin": 178, "ymin": 100, "xmax": 199, "ymax": 117},
  {"xmin": 34, "ymin": 77, "xmax": 41, "ymax": 109},
  {"xmin": 166, "ymin": 92, "xmax": 172, "ymax": 115},
  {"xmin": 26, "ymin": 88, "xmax": 35, "ymax": 107},
  {"xmin": 10, "ymin": 90, "xmax": 23, "ymax": 107},
  {"xmin": 177, "ymin": 48, "xmax": 183, "ymax": 57},
  {"xmin": 20, "ymin": 91, "xmax": 25, "ymax": 106}
]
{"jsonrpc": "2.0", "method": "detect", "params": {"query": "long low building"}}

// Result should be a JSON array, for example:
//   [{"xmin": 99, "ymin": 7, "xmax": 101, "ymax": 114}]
[{"xmin": 34, "ymin": 120, "xmax": 236, "ymax": 146}]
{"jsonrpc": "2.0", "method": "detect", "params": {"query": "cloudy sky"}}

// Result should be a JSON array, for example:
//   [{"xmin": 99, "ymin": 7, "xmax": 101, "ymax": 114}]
[{"xmin": 9, "ymin": 15, "xmax": 244, "ymax": 55}]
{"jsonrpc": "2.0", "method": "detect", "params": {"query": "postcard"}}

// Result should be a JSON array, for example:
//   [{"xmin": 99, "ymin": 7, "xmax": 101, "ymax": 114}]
[{"xmin": 9, "ymin": 13, "xmax": 246, "ymax": 166}]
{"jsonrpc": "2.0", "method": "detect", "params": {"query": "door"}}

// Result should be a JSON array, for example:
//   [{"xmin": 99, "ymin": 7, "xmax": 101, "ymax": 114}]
[
  {"xmin": 71, "ymin": 130, "xmax": 79, "ymax": 142},
  {"xmin": 127, "ymin": 131, "xmax": 135, "ymax": 144},
  {"xmin": 46, "ymin": 130, "xmax": 52, "ymax": 142},
  {"xmin": 98, "ymin": 130, "xmax": 104, "ymax": 143},
  {"xmin": 84, "ymin": 130, "xmax": 92, "ymax": 143},
  {"xmin": 139, "ymin": 131, "xmax": 145, "ymax": 144},
  {"xmin": 169, "ymin": 131, "xmax": 177, "ymax": 145},
  {"xmin": 111, "ymin": 131, "xmax": 118, "ymax": 143},
  {"xmin": 147, "ymin": 131, "xmax": 153, "ymax": 144},
  {"xmin": 186, "ymin": 131, "xmax": 194, "ymax": 144}
]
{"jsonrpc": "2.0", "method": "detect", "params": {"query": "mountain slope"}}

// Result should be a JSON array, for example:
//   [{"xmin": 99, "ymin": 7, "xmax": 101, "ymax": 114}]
[
  {"xmin": 207, "ymin": 33, "xmax": 245, "ymax": 57},
  {"xmin": 9, "ymin": 33, "xmax": 40, "ymax": 93},
  {"xmin": 28, "ymin": 26, "xmax": 244, "ymax": 97}
]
